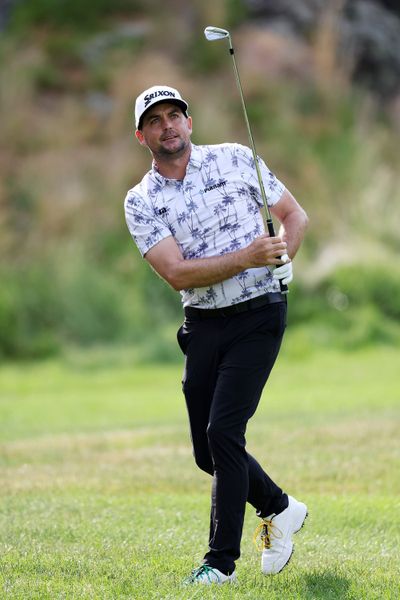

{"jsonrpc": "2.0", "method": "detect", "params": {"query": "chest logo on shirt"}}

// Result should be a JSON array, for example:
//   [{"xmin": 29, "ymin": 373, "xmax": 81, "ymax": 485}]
[{"xmin": 203, "ymin": 179, "xmax": 227, "ymax": 194}]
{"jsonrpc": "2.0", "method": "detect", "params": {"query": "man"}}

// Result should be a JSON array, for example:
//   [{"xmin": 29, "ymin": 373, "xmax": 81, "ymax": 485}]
[{"xmin": 124, "ymin": 85, "xmax": 309, "ymax": 585}]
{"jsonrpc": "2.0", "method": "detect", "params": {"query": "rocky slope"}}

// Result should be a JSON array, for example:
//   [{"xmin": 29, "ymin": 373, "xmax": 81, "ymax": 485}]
[{"xmin": 244, "ymin": 0, "xmax": 400, "ymax": 99}]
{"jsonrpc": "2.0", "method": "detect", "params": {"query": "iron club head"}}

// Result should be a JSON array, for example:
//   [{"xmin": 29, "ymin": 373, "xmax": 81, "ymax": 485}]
[{"xmin": 204, "ymin": 26, "xmax": 230, "ymax": 42}]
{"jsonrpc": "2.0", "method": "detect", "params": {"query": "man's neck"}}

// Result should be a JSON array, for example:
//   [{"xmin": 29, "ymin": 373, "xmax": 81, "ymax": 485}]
[{"xmin": 153, "ymin": 143, "xmax": 192, "ymax": 180}]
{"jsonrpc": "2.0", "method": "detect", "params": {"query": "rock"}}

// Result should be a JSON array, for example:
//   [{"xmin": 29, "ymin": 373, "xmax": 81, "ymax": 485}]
[
  {"xmin": 245, "ymin": 0, "xmax": 326, "ymax": 34},
  {"xmin": 244, "ymin": 0, "xmax": 400, "ymax": 98},
  {"xmin": 0, "ymin": 0, "xmax": 16, "ymax": 31},
  {"xmin": 343, "ymin": 0, "xmax": 400, "ymax": 97}
]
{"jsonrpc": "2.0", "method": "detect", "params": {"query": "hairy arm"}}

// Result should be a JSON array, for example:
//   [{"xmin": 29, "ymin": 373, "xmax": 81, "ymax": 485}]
[
  {"xmin": 145, "ymin": 235, "xmax": 287, "ymax": 291},
  {"xmin": 145, "ymin": 188, "xmax": 308, "ymax": 291},
  {"xmin": 270, "ymin": 188, "xmax": 309, "ymax": 259}
]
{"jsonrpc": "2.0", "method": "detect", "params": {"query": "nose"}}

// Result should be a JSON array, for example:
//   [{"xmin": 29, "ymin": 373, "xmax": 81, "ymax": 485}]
[{"xmin": 161, "ymin": 116, "xmax": 174, "ymax": 129}]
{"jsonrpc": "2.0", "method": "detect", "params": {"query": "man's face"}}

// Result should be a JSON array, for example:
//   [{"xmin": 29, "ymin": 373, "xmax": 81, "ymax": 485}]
[{"xmin": 135, "ymin": 103, "xmax": 192, "ymax": 158}]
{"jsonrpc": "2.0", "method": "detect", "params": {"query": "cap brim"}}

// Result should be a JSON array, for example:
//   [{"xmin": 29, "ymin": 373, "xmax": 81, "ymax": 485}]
[{"xmin": 137, "ymin": 99, "xmax": 188, "ymax": 130}]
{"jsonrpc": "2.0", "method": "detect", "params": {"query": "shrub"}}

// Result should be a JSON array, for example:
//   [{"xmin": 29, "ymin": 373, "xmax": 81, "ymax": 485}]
[
  {"xmin": 287, "ymin": 264, "xmax": 400, "ymax": 348},
  {"xmin": 0, "ymin": 260, "xmax": 140, "ymax": 359},
  {"xmin": 8, "ymin": 0, "xmax": 145, "ymax": 33},
  {"xmin": 0, "ymin": 267, "xmax": 61, "ymax": 359},
  {"xmin": 327, "ymin": 264, "xmax": 400, "ymax": 321}
]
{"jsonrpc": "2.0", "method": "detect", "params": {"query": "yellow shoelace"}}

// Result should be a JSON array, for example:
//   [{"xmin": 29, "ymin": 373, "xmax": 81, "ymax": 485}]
[{"xmin": 253, "ymin": 518, "xmax": 283, "ymax": 551}]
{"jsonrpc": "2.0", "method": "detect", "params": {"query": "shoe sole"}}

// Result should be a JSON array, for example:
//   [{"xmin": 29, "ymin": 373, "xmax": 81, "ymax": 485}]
[
  {"xmin": 294, "ymin": 509, "xmax": 308, "ymax": 534},
  {"xmin": 262, "ymin": 508, "xmax": 309, "ymax": 575},
  {"xmin": 275, "ymin": 510, "xmax": 308, "ymax": 574}
]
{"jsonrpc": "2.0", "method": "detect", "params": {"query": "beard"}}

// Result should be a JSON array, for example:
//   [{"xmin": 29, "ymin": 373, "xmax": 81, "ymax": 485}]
[{"xmin": 156, "ymin": 136, "xmax": 187, "ymax": 157}]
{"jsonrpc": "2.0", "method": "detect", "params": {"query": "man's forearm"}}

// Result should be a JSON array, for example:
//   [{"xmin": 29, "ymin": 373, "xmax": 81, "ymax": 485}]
[
  {"xmin": 146, "ymin": 231, "xmax": 289, "ymax": 291},
  {"xmin": 164, "ymin": 235, "xmax": 288, "ymax": 291},
  {"xmin": 278, "ymin": 209, "xmax": 309, "ymax": 260},
  {"xmin": 167, "ymin": 249, "xmax": 248, "ymax": 291}
]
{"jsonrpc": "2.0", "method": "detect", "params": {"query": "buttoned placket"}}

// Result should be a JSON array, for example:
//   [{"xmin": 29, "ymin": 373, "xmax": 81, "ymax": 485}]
[{"xmin": 151, "ymin": 150, "xmax": 203, "ymax": 214}]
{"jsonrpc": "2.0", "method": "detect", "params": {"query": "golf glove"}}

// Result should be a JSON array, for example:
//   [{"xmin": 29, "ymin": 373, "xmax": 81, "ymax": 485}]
[{"xmin": 273, "ymin": 254, "xmax": 293, "ymax": 285}]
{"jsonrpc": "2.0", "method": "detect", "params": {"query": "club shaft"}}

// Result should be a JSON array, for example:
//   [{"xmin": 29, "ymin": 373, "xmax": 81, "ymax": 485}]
[
  {"xmin": 229, "ymin": 48, "xmax": 272, "ymax": 223},
  {"xmin": 228, "ymin": 43, "xmax": 288, "ymax": 293}
]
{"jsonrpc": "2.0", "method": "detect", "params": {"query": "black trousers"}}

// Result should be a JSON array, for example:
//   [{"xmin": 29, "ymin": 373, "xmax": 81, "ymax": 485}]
[{"xmin": 177, "ymin": 300, "xmax": 288, "ymax": 575}]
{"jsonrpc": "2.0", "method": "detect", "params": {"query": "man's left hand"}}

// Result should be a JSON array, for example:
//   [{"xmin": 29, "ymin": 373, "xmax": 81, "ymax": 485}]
[{"xmin": 273, "ymin": 254, "xmax": 293, "ymax": 285}]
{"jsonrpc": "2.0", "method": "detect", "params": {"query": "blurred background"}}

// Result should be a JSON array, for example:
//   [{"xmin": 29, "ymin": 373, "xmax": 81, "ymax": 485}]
[{"xmin": 1, "ymin": 0, "xmax": 400, "ymax": 363}]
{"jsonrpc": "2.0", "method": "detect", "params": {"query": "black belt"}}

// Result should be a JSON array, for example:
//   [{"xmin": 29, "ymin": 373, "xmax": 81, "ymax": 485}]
[{"xmin": 184, "ymin": 292, "xmax": 286, "ymax": 319}]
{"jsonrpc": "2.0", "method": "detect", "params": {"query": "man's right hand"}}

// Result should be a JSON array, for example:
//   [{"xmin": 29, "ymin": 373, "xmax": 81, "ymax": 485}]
[{"xmin": 243, "ymin": 234, "xmax": 288, "ymax": 268}]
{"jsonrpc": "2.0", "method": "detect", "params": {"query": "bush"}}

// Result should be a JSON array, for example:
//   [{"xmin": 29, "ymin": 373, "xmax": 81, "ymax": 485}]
[
  {"xmin": 0, "ymin": 267, "xmax": 61, "ymax": 359},
  {"xmin": 9, "ymin": 0, "xmax": 145, "ymax": 33},
  {"xmin": 328, "ymin": 264, "xmax": 400, "ymax": 321},
  {"xmin": 226, "ymin": 0, "xmax": 249, "ymax": 28},
  {"xmin": 287, "ymin": 264, "xmax": 400, "ymax": 348},
  {"xmin": 134, "ymin": 259, "xmax": 182, "ymax": 326},
  {"xmin": 58, "ymin": 264, "xmax": 129, "ymax": 345},
  {"xmin": 1, "ymin": 259, "xmax": 399, "ymax": 360},
  {"xmin": 0, "ymin": 260, "xmax": 140, "ymax": 359}
]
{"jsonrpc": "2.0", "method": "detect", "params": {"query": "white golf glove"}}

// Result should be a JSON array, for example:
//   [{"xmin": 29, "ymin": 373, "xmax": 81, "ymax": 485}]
[{"xmin": 273, "ymin": 254, "xmax": 293, "ymax": 285}]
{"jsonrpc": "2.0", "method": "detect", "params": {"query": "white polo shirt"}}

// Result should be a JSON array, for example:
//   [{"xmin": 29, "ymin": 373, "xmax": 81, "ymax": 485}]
[{"xmin": 124, "ymin": 142, "xmax": 285, "ymax": 308}]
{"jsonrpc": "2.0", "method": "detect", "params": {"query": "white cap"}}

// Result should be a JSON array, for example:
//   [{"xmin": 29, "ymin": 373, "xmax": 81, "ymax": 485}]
[{"xmin": 135, "ymin": 85, "xmax": 189, "ymax": 129}]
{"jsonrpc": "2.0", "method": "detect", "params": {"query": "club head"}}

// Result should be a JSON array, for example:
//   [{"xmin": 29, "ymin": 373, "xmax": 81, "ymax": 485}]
[{"xmin": 204, "ymin": 26, "xmax": 230, "ymax": 42}]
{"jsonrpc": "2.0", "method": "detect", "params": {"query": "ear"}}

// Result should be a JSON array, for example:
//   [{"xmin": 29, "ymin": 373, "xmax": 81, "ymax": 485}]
[
  {"xmin": 187, "ymin": 116, "xmax": 193, "ymax": 135},
  {"xmin": 135, "ymin": 129, "xmax": 146, "ymax": 145}
]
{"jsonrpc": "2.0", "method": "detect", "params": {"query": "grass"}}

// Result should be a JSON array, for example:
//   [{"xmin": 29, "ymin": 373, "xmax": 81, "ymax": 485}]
[{"xmin": 0, "ymin": 345, "xmax": 399, "ymax": 599}]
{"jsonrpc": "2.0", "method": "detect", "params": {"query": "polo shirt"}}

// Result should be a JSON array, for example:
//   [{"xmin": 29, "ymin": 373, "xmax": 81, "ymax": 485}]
[{"xmin": 124, "ymin": 142, "xmax": 285, "ymax": 308}]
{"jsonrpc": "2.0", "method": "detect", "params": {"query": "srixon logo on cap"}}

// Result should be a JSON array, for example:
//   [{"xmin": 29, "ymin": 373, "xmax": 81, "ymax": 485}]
[{"xmin": 144, "ymin": 90, "xmax": 176, "ymax": 108}]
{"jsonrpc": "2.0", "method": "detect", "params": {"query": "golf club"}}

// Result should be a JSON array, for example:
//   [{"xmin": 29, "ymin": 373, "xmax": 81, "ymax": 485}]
[{"xmin": 204, "ymin": 25, "xmax": 289, "ymax": 293}]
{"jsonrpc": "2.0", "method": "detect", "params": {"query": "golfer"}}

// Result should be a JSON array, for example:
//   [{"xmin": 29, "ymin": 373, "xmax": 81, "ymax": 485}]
[{"xmin": 125, "ymin": 85, "xmax": 309, "ymax": 585}]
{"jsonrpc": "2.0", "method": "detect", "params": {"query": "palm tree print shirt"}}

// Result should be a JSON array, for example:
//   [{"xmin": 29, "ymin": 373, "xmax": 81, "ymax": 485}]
[{"xmin": 124, "ymin": 143, "xmax": 285, "ymax": 308}]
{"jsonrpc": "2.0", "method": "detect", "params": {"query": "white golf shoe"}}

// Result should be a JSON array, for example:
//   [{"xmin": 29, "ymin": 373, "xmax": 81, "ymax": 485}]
[
  {"xmin": 183, "ymin": 564, "xmax": 237, "ymax": 585},
  {"xmin": 254, "ymin": 495, "xmax": 308, "ymax": 575}
]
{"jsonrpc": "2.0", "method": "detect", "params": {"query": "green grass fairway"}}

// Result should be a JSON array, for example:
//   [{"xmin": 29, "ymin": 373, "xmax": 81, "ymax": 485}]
[{"xmin": 1, "ymin": 347, "xmax": 399, "ymax": 599}]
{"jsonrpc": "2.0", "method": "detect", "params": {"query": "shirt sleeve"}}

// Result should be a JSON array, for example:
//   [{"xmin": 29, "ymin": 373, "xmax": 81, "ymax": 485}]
[
  {"xmin": 124, "ymin": 189, "xmax": 172, "ymax": 257},
  {"xmin": 236, "ymin": 144, "xmax": 285, "ymax": 207}
]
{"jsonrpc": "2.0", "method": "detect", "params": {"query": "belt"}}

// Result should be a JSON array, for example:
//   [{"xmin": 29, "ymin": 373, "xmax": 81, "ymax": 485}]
[{"xmin": 184, "ymin": 292, "xmax": 286, "ymax": 319}]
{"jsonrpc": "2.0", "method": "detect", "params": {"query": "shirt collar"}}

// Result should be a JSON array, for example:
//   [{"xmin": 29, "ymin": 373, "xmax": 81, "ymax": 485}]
[
  {"xmin": 187, "ymin": 144, "xmax": 202, "ymax": 171},
  {"xmin": 150, "ymin": 143, "xmax": 202, "ymax": 186}
]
